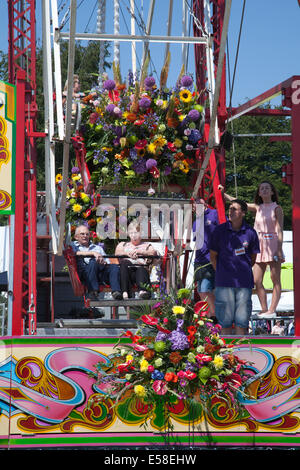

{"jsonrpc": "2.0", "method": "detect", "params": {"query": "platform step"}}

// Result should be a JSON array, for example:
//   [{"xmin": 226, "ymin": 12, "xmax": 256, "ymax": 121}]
[{"xmin": 87, "ymin": 298, "xmax": 157, "ymax": 307}]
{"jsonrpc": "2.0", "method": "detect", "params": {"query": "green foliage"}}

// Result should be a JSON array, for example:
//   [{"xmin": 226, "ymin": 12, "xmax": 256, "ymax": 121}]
[{"xmin": 224, "ymin": 107, "xmax": 292, "ymax": 229}]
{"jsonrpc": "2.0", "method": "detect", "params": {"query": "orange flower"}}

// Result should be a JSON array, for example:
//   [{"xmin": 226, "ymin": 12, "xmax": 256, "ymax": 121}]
[
  {"xmin": 169, "ymin": 351, "xmax": 182, "ymax": 364},
  {"xmin": 144, "ymin": 349, "xmax": 155, "ymax": 361},
  {"xmin": 126, "ymin": 113, "xmax": 137, "ymax": 122},
  {"xmin": 165, "ymin": 372, "xmax": 178, "ymax": 383},
  {"xmin": 117, "ymin": 83, "xmax": 126, "ymax": 91},
  {"xmin": 167, "ymin": 117, "xmax": 179, "ymax": 128}
]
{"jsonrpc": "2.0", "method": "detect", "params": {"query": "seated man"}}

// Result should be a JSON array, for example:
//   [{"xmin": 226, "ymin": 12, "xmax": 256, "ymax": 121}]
[{"xmin": 71, "ymin": 224, "xmax": 122, "ymax": 301}]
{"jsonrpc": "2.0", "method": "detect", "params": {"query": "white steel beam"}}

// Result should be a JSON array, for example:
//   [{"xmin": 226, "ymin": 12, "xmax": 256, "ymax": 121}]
[
  {"xmin": 42, "ymin": 0, "xmax": 59, "ymax": 253},
  {"xmin": 58, "ymin": 31, "xmax": 208, "ymax": 45},
  {"xmin": 57, "ymin": 0, "xmax": 77, "ymax": 255},
  {"xmin": 51, "ymin": 0, "xmax": 65, "ymax": 141}
]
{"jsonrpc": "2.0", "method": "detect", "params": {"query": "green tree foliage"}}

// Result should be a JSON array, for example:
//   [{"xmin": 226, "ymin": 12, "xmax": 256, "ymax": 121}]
[{"xmin": 223, "ymin": 107, "xmax": 292, "ymax": 229}]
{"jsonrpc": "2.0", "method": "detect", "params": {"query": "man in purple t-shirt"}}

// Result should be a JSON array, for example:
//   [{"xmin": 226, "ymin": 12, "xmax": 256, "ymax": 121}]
[{"xmin": 209, "ymin": 199, "xmax": 260, "ymax": 335}]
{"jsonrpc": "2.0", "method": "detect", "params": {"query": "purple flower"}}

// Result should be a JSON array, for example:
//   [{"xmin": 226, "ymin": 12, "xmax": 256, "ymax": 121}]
[
  {"xmin": 106, "ymin": 103, "xmax": 116, "ymax": 113},
  {"xmin": 188, "ymin": 109, "xmax": 200, "ymax": 121},
  {"xmin": 130, "ymin": 148, "xmax": 138, "ymax": 160},
  {"xmin": 180, "ymin": 75, "xmax": 193, "ymax": 88},
  {"xmin": 156, "ymin": 332, "xmax": 169, "ymax": 342},
  {"xmin": 164, "ymin": 166, "xmax": 172, "ymax": 176},
  {"xmin": 186, "ymin": 144, "xmax": 194, "ymax": 151},
  {"xmin": 133, "ymin": 158, "xmax": 147, "ymax": 174},
  {"xmin": 144, "ymin": 76, "xmax": 156, "ymax": 89},
  {"xmin": 139, "ymin": 97, "xmax": 151, "ymax": 109},
  {"xmin": 188, "ymin": 129, "xmax": 202, "ymax": 144},
  {"xmin": 169, "ymin": 320, "xmax": 189, "ymax": 351},
  {"xmin": 146, "ymin": 158, "xmax": 157, "ymax": 169},
  {"xmin": 71, "ymin": 166, "xmax": 80, "ymax": 174},
  {"xmin": 179, "ymin": 379, "xmax": 188, "ymax": 387},
  {"xmin": 103, "ymin": 79, "xmax": 116, "ymax": 91}
]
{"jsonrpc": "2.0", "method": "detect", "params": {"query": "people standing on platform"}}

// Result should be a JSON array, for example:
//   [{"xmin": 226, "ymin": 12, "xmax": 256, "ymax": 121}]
[
  {"xmin": 62, "ymin": 74, "xmax": 85, "ymax": 127},
  {"xmin": 193, "ymin": 198, "xmax": 219, "ymax": 319},
  {"xmin": 219, "ymin": 182, "xmax": 284, "ymax": 319},
  {"xmin": 115, "ymin": 221, "xmax": 158, "ymax": 300},
  {"xmin": 71, "ymin": 224, "xmax": 122, "ymax": 301},
  {"xmin": 209, "ymin": 199, "xmax": 260, "ymax": 335}
]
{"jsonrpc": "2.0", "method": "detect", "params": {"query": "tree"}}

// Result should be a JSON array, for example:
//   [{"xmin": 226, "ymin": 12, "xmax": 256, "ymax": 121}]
[{"xmin": 223, "ymin": 107, "xmax": 292, "ymax": 229}]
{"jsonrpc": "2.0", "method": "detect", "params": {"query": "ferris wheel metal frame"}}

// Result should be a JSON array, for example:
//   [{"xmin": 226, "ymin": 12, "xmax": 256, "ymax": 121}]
[{"xmin": 6, "ymin": 0, "xmax": 300, "ymax": 336}]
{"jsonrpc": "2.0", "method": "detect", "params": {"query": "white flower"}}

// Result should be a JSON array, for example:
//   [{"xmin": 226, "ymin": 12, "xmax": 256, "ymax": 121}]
[{"xmin": 148, "ymin": 187, "xmax": 155, "ymax": 196}]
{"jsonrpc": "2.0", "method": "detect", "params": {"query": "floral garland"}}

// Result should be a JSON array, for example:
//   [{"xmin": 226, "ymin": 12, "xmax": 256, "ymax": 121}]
[
  {"xmin": 79, "ymin": 71, "xmax": 204, "ymax": 192},
  {"xmin": 55, "ymin": 167, "xmax": 136, "ymax": 249},
  {"xmin": 94, "ymin": 287, "xmax": 251, "ymax": 427}
]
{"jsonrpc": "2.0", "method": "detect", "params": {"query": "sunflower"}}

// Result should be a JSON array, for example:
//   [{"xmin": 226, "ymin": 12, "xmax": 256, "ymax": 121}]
[
  {"xmin": 55, "ymin": 173, "xmax": 63, "ymax": 184},
  {"xmin": 179, "ymin": 159, "xmax": 190, "ymax": 173},
  {"xmin": 179, "ymin": 89, "xmax": 192, "ymax": 103},
  {"xmin": 153, "ymin": 135, "xmax": 167, "ymax": 148},
  {"xmin": 136, "ymin": 147, "xmax": 146, "ymax": 157},
  {"xmin": 147, "ymin": 143, "xmax": 157, "ymax": 154}
]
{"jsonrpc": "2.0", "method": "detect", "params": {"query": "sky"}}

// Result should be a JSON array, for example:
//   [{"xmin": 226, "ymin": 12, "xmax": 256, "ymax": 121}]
[{"xmin": 0, "ymin": 0, "xmax": 299, "ymax": 108}]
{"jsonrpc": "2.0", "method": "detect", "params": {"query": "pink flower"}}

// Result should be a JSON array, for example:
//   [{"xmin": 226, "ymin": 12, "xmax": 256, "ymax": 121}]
[
  {"xmin": 152, "ymin": 380, "xmax": 168, "ymax": 395},
  {"xmin": 194, "ymin": 300, "xmax": 209, "ymax": 316},
  {"xmin": 195, "ymin": 354, "xmax": 213, "ymax": 363},
  {"xmin": 135, "ymin": 139, "xmax": 147, "ymax": 149},
  {"xmin": 141, "ymin": 315, "xmax": 159, "ymax": 326},
  {"xmin": 148, "ymin": 365, "xmax": 155, "ymax": 372},
  {"xmin": 133, "ymin": 344, "xmax": 148, "ymax": 351},
  {"xmin": 177, "ymin": 370, "xmax": 197, "ymax": 380},
  {"xmin": 89, "ymin": 112, "xmax": 99, "ymax": 124}
]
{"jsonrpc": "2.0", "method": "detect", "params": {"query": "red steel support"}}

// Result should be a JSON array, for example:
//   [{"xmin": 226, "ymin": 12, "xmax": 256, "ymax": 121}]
[
  {"xmin": 193, "ymin": 0, "xmax": 226, "ymax": 217},
  {"xmin": 282, "ymin": 77, "xmax": 300, "ymax": 336},
  {"xmin": 8, "ymin": 0, "xmax": 38, "ymax": 335}
]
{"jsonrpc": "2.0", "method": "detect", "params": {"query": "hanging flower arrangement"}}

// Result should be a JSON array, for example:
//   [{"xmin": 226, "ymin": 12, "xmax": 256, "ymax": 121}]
[
  {"xmin": 55, "ymin": 167, "xmax": 102, "ymax": 239},
  {"xmin": 93, "ymin": 287, "xmax": 252, "ymax": 429},
  {"xmin": 79, "ymin": 67, "xmax": 204, "ymax": 192}
]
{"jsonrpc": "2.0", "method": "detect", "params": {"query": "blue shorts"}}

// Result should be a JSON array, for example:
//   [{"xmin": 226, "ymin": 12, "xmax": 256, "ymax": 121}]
[
  {"xmin": 194, "ymin": 263, "xmax": 215, "ymax": 293},
  {"xmin": 214, "ymin": 287, "xmax": 252, "ymax": 329}
]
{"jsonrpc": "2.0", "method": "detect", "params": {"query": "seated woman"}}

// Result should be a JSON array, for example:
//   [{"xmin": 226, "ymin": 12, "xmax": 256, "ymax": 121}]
[
  {"xmin": 71, "ymin": 224, "xmax": 122, "ymax": 301},
  {"xmin": 115, "ymin": 221, "xmax": 159, "ymax": 299}
]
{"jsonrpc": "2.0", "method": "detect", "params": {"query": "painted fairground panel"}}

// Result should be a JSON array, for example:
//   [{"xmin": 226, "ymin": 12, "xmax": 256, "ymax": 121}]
[
  {"xmin": 0, "ymin": 339, "xmax": 11, "ymax": 447},
  {"xmin": 0, "ymin": 337, "xmax": 300, "ymax": 448}
]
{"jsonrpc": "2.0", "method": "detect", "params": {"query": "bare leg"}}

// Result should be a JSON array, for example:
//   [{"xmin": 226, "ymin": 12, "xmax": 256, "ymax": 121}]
[
  {"xmin": 267, "ymin": 261, "xmax": 282, "ymax": 313},
  {"xmin": 234, "ymin": 325, "xmax": 248, "ymax": 336},
  {"xmin": 221, "ymin": 327, "xmax": 233, "ymax": 335},
  {"xmin": 253, "ymin": 262, "xmax": 268, "ymax": 312}
]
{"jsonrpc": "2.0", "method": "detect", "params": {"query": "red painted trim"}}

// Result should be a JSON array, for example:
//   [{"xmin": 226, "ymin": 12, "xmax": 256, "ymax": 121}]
[
  {"xmin": 12, "ymin": 70, "xmax": 26, "ymax": 336},
  {"xmin": 291, "ymin": 91, "xmax": 300, "ymax": 335}
]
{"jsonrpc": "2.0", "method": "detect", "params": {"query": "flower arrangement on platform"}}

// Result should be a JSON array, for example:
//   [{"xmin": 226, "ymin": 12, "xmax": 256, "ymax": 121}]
[
  {"xmin": 94, "ymin": 287, "xmax": 251, "ymax": 428},
  {"xmin": 55, "ymin": 167, "xmax": 101, "ymax": 241},
  {"xmin": 80, "ymin": 66, "xmax": 204, "ymax": 191}
]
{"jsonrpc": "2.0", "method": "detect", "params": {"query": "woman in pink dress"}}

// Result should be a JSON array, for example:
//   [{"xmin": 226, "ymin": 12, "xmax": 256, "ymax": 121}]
[{"xmin": 218, "ymin": 182, "xmax": 284, "ymax": 318}]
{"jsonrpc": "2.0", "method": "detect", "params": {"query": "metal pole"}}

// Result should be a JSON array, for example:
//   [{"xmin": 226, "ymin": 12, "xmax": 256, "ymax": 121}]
[
  {"xmin": 130, "ymin": 0, "xmax": 137, "ymax": 76},
  {"xmin": 114, "ymin": 0, "xmax": 120, "ymax": 65},
  {"xmin": 57, "ymin": 0, "xmax": 77, "ymax": 255},
  {"xmin": 192, "ymin": 0, "xmax": 232, "ymax": 199}
]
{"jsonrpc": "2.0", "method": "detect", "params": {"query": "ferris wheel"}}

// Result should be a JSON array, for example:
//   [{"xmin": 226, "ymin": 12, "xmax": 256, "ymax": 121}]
[
  {"xmin": 42, "ymin": 0, "xmax": 230, "ymax": 255},
  {"xmin": 6, "ymin": 1, "xmax": 300, "ymax": 336}
]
